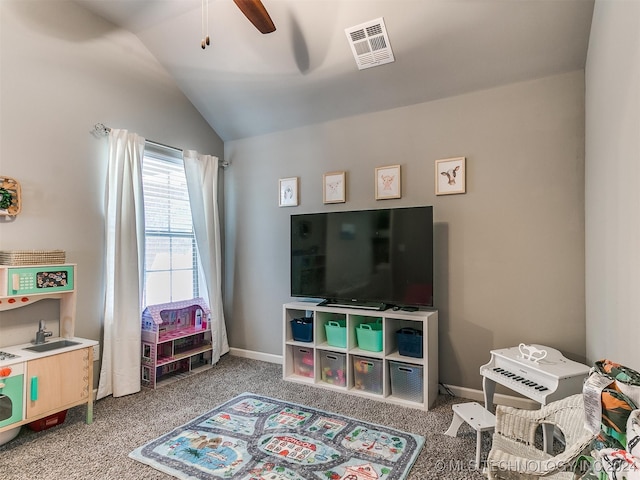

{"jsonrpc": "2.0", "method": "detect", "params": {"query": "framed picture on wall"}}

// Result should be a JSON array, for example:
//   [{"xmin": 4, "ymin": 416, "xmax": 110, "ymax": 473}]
[
  {"xmin": 435, "ymin": 157, "xmax": 466, "ymax": 195},
  {"xmin": 375, "ymin": 165, "xmax": 401, "ymax": 200},
  {"xmin": 323, "ymin": 171, "xmax": 346, "ymax": 204},
  {"xmin": 279, "ymin": 177, "xmax": 299, "ymax": 207}
]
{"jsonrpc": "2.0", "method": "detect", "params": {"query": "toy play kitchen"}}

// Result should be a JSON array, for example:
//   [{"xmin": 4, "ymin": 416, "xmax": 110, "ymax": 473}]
[{"xmin": 0, "ymin": 257, "xmax": 98, "ymax": 446}]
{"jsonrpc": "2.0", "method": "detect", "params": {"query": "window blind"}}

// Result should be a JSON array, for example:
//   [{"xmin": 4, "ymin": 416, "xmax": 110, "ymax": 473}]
[{"xmin": 142, "ymin": 144, "xmax": 199, "ymax": 306}]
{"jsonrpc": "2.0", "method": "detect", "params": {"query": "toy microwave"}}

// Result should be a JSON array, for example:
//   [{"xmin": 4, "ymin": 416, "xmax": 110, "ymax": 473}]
[{"xmin": 0, "ymin": 264, "xmax": 74, "ymax": 296}]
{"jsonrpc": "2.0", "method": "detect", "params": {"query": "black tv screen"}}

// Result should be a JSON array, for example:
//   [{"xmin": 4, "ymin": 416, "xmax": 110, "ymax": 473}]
[{"xmin": 291, "ymin": 206, "xmax": 433, "ymax": 309}]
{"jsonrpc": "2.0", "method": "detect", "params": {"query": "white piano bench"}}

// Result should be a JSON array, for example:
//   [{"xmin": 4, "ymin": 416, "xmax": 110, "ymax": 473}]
[{"xmin": 444, "ymin": 401, "xmax": 496, "ymax": 468}]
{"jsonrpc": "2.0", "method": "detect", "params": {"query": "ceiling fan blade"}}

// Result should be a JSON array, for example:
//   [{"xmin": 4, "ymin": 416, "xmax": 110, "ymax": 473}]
[{"xmin": 233, "ymin": 0, "xmax": 276, "ymax": 34}]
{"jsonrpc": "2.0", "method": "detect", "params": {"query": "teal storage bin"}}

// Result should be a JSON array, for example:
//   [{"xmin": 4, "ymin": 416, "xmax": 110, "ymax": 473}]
[
  {"xmin": 325, "ymin": 320, "xmax": 346, "ymax": 348},
  {"xmin": 291, "ymin": 317, "xmax": 313, "ymax": 342},
  {"xmin": 356, "ymin": 321, "xmax": 383, "ymax": 352}
]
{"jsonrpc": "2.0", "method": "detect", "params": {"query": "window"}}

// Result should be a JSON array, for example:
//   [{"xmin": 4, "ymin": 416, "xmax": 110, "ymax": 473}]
[{"xmin": 142, "ymin": 143, "xmax": 199, "ymax": 307}]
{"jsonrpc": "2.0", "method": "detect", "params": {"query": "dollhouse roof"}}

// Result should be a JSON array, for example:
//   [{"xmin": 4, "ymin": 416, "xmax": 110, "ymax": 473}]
[{"xmin": 142, "ymin": 297, "xmax": 210, "ymax": 325}]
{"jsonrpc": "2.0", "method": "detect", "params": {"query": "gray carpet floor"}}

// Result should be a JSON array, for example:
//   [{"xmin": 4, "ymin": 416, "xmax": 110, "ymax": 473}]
[{"xmin": 0, "ymin": 355, "xmax": 490, "ymax": 479}]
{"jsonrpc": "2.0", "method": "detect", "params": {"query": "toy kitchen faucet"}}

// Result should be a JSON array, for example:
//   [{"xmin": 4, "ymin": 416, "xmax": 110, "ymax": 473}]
[{"xmin": 34, "ymin": 320, "xmax": 53, "ymax": 345}]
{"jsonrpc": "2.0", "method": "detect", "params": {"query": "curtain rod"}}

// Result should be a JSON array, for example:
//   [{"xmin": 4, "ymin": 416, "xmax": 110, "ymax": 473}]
[{"xmin": 93, "ymin": 123, "xmax": 229, "ymax": 168}]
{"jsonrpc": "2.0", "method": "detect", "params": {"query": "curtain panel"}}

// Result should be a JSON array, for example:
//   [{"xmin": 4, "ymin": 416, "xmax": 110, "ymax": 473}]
[
  {"xmin": 97, "ymin": 129, "xmax": 145, "ymax": 399},
  {"xmin": 183, "ymin": 150, "xmax": 229, "ymax": 363}
]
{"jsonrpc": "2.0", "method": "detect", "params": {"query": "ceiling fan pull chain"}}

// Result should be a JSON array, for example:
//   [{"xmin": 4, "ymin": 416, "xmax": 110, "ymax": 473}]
[
  {"xmin": 205, "ymin": 0, "xmax": 210, "ymax": 46},
  {"xmin": 201, "ymin": 0, "xmax": 206, "ymax": 49},
  {"xmin": 200, "ymin": 0, "xmax": 274, "ymax": 49}
]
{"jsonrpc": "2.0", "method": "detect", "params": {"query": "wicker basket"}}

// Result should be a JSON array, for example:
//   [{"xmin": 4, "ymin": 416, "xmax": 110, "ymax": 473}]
[{"xmin": 0, "ymin": 250, "xmax": 66, "ymax": 266}]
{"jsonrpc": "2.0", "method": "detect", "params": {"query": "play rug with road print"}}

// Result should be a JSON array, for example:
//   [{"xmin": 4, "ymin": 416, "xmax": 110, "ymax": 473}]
[{"xmin": 129, "ymin": 392, "xmax": 424, "ymax": 480}]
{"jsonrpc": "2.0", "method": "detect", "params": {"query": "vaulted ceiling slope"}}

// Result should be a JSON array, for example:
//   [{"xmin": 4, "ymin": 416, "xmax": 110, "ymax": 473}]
[{"xmin": 76, "ymin": 0, "xmax": 595, "ymax": 142}]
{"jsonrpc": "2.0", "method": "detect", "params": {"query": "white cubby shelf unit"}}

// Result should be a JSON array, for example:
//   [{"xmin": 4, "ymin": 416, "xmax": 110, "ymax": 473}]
[{"xmin": 283, "ymin": 301, "xmax": 438, "ymax": 410}]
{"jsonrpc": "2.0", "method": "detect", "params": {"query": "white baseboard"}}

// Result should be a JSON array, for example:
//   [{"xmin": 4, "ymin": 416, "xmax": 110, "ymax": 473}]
[
  {"xmin": 228, "ymin": 348, "xmax": 537, "ymax": 409},
  {"xmin": 440, "ymin": 384, "xmax": 537, "ymax": 409},
  {"xmin": 229, "ymin": 347, "xmax": 283, "ymax": 364}
]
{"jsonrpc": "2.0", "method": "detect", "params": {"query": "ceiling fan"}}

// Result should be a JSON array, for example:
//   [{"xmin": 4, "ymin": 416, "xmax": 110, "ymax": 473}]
[
  {"xmin": 202, "ymin": 0, "xmax": 275, "ymax": 49},
  {"xmin": 233, "ymin": 0, "xmax": 276, "ymax": 34}
]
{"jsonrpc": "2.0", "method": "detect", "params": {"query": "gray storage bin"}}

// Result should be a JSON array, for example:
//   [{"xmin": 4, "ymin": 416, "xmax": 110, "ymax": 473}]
[{"xmin": 389, "ymin": 361, "xmax": 423, "ymax": 403}]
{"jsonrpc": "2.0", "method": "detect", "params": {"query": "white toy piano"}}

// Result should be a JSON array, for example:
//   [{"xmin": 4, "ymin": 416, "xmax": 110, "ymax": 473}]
[
  {"xmin": 480, "ymin": 343, "xmax": 590, "ymax": 411},
  {"xmin": 446, "ymin": 344, "xmax": 590, "ymax": 463},
  {"xmin": 480, "ymin": 343, "xmax": 590, "ymax": 453}
]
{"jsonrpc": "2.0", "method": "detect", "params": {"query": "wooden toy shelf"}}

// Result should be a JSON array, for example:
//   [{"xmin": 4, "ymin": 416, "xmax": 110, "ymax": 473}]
[{"xmin": 283, "ymin": 301, "xmax": 439, "ymax": 411}]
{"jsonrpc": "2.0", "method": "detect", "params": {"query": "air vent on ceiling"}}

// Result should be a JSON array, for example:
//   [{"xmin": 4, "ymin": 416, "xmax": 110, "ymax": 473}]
[{"xmin": 345, "ymin": 17, "xmax": 395, "ymax": 70}]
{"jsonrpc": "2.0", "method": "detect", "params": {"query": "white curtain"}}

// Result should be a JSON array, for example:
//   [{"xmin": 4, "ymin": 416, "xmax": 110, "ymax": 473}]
[
  {"xmin": 183, "ymin": 150, "xmax": 229, "ymax": 363},
  {"xmin": 97, "ymin": 129, "xmax": 146, "ymax": 400}
]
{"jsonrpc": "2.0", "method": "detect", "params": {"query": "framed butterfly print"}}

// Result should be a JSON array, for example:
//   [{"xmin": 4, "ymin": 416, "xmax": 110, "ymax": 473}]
[{"xmin": 323, "ymin": 171, "xmax": 346, "ymax": 204}]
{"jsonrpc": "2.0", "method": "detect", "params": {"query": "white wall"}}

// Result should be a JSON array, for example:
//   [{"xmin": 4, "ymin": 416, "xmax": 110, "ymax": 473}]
[
  {"xmin": 0, "ymin": 1, "xmax": 223, "ymax": 364},
  {"xmin": 585, "ymin": 0, "xmax": 640, "ymax": 369},
  {"xmin": 225, "ymin": 71, "xmax": 586, "ymax": 389}
]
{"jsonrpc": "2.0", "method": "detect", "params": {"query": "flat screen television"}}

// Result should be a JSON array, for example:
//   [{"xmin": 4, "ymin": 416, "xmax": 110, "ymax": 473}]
[{"xmin": 290, "ymin": 206, "xmax": 433, "ymax": 310}]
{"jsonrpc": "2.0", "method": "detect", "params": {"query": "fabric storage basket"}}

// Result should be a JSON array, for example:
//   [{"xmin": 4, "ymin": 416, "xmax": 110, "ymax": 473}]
[
  {"xmin": 320, "ymin": 351, "xmax": 346, "ymax": 386},
  {"xmin": 352, "ymin": 355, "xmax": 383, "ymax": 394},
  {"xmin": 290, "ymin": 317, "xmax": 313, "ymax": 342},
  {"xmin": 356, "ymin": 321, "xmax": 383, "ymax": 352},
  {"xmin": 292, "ymin": 346, "xmax": 314, "ymax": 378},
  {"xmin": 389, "ymin": 361, "xmax": 423, "ymax": 403},
  {"xmin": 325, "ymin": 320, "xmax": 346, "ymax": 348},
  {"xmin": 396, "ymin": 328, "xmax": 423, "ymax": 358}
]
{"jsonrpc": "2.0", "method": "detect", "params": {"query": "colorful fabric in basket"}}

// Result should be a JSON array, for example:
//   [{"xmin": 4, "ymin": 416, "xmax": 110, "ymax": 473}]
[
  {"xmin": 579, "ymin": 449, "xmax": 640, "ymax": 480},
  {"xmin": 580, "ymin": 409, "xmax": 640, "ymax": 480},
  {"xmin": 594, "ymin": 448, "xmax": 640, "ymax": 480},
  {"xmin": 600, "ymin": 389, "xmax": 638, "ymax": 449},
  {"xmin": 595, "ymin": 359, "xmax": 640, "ymax": 406},
  {"xmin": 629, "ymin": 409, "xmax": 640, "ymax": 459},
  {"xmin": 590, "ymin": 360, "xmax": 640, "ymax": 449},
  {"xmin": 595, "ymin": 360, "xmax": 640, "ymax": 386},
  {"xmin": 579, "ymin": 361, "xmax": 640, "ymax": 480}
]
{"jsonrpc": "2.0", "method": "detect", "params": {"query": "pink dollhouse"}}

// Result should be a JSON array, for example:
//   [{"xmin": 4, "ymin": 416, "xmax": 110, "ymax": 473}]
[{"xmin": 141, "ymin": 297, "xmax": 212, "ymax": 388}]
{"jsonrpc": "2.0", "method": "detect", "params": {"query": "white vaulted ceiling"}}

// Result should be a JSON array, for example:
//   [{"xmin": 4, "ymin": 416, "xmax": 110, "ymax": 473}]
[{"xmin": 76, "ymin": 0, "xmax": 595, "ymax": 141}]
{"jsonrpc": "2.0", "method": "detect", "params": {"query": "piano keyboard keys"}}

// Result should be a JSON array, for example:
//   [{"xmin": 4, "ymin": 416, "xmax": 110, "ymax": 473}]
[{"xmin": 491, "ymin": 367, "xmax": 549, "ymax": 391}]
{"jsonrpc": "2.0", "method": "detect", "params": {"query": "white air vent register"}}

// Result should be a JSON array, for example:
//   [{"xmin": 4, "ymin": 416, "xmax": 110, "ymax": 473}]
[{"xmin": 345, "ymin": 17, "xmax": 395, "ymax": 70}]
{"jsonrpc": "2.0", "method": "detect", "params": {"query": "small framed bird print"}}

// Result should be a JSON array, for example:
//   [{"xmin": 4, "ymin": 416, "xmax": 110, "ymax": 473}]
[{"xmin": 435, "ymin": 157, "xmax": 466, "ymax": 195}]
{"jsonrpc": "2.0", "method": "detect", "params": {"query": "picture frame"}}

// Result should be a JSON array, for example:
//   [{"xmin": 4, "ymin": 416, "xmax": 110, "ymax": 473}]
[
  {"xmin": 279, "ymin": 177, "xmax": 299, "ymax": 207},
  {"xmin": 435, "ymin": 157, "xmax": 466, "ymax": 195},
  {"xmin": 375, "ymin": 165, "xmax": 401, "ymax": 200},
  {"xmin": 323, "ymin": 171, "xmax": 346, "ymax": 204},
  {"xmin": 0, "ymin": 175, "xmax": 22, "ymax": 217}
]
